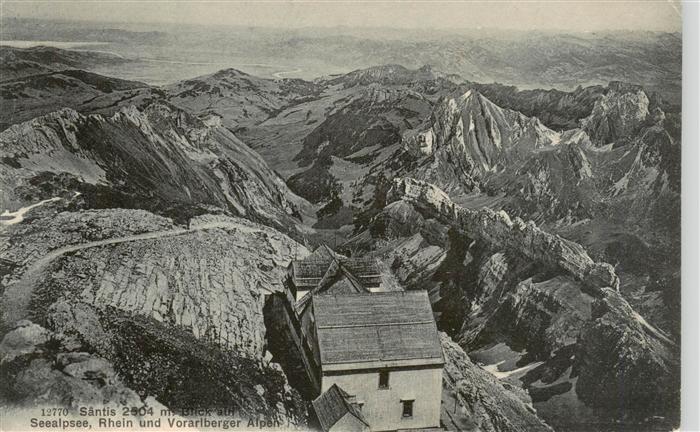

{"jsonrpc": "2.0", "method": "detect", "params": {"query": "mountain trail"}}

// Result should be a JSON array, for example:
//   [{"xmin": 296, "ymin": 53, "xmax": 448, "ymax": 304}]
[{"xmin": 0, "ymin": 220, "xmax": 271, "ymax": 331}]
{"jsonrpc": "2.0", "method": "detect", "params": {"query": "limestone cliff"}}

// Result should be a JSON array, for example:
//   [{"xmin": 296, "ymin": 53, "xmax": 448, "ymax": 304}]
[{"xmin": 580, "ymin": 82, "xmax": 651, "ymax": 146}]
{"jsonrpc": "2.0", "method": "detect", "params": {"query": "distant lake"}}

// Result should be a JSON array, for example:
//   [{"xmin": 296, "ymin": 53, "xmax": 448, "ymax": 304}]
[
  {"xmin": 0, "ymin": 39, "xmax": 333, "ymax": 85},
  {"xmin": 0, "ymin": 40, "xmax": 110, "ymax": 49}
]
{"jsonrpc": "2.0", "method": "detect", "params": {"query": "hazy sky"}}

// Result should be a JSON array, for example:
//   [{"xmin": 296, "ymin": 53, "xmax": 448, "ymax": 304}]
[{"xmin": 0, "ymin": 0, "xmax": 683, "ymax": 32}]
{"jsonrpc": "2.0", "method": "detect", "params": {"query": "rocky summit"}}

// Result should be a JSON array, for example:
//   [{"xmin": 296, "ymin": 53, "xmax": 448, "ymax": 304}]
[{"xmin": 402, "ymin": 90, "xmax": 560, "ymax": 193}]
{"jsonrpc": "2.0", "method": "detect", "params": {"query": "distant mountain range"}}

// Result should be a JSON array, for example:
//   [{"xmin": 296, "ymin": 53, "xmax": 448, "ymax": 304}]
[
  {"xmin": 1, "ymin": 18, "xmax": 681, "ymax": 101},
  {"xmin": 0, "ymin": 44, "xmax": 681, "ymax": 432}
]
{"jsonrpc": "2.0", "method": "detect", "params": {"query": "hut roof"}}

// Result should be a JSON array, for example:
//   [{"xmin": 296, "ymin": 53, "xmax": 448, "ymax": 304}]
[
  {"xmin": 312, "ymin": 384, "xmax": 368, "ymax": 432},
  {"xmin": 311, "ymin": 291, "xmax": 443, "ymax": 366}
]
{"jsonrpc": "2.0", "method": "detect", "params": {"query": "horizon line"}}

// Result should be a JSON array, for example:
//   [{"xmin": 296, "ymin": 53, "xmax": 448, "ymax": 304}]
[{"xmin": 0, "ymin": 15, "xmax": 683, "ymax": 35}]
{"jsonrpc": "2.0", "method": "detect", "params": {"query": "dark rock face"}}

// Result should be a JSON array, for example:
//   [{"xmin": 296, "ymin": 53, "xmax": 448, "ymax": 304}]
[
  {"xmin": 468, "ymin": 276, "xmax": 593, "ymax": 359},
  {"xmin": 574, "ymin": 288, "xmax": 679, "ymax": 424},
  {"xmin": 463, "ymin": 82, "xmax": 606, "ymax": 130},
  {"xmin": 441, "ymin": 333, "xmax": 553, "ymax": 432},
  {"xmin": 100, "ymin": 310, "xmax": 306, "ymax": 420}
]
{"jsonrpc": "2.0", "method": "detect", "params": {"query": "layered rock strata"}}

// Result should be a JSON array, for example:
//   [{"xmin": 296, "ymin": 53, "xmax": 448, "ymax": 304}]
[{"xmin": 387, "ymin": 177, "xmax": 618, "ymax": 293}]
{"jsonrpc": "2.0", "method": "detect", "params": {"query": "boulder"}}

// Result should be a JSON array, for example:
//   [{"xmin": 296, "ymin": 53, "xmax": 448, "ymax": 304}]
[
  {"xmin": 0, "ymin": 320, "xmax": 142, "ymax": 408},
  {"xmin": 0, "ymin": 322, "xmax": 50, "ymax": 364}
]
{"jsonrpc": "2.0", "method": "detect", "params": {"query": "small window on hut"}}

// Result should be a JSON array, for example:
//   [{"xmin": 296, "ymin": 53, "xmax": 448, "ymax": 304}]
[
  {"xmin": 401, "ymin": 400, "xmax": 414, "ymax": 418},
  {"xmin": 378, "ymin": 370, "xmax": 389, "ymax": 389}
]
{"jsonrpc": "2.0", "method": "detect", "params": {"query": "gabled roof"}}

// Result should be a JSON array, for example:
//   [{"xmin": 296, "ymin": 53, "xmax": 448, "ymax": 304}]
[
  {"xmin": 312, "ymin": 384, "xmax": 368, "ymax": 432},
  {"xmin": 341, "ymin": 259, "xmax": 382, "ymax": 288},
  {"xmin": 317, "ymin": 260, "xmax": 367, "ymax": 294},
  {"xmin": 290, "ymin": 245, "xmax": 382, "ymax": 290},
  {"xmin": 295, "ymin": 257, "xmax": 371, "ymax": 313},
  {"xmin": 306, "ymin": 244, "xmax": 339, "ymax": 262},
  {"xmin": 311, "ymin": 291, "xmax": 444, "ymax": 367}
]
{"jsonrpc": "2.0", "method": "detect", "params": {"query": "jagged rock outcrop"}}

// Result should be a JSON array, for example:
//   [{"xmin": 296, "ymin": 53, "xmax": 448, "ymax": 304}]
[
  {"xmin": 574, "ymin": 288, "xmax": 679, "ymax": 421},
  {"xmin": 463, "ymin": 82, "xmax": 606, "ymax": 130},
  {"xmin": 387, "ymin": 177, "xmax": 618, "ymax": 293},
  {"xmin": 440, "ymin": 333, "xmax": 553, "ymax": 432},
  {"xmin": 394, "ymin": 83, "xmax": 679, "ymax": 252},
  {"xmin": 287, "ymin": 85, "xmax": 437, "ymax": 207},
  {"xmin": 580, "ymin": 82, "xmax": 650, "ymax": 145}
]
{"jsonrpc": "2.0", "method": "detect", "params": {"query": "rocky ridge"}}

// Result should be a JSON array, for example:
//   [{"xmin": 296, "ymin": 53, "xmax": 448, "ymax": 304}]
[
  {"xmin": 0, "ymin": 103, "xmax": 312, "ymax": 231},
  {"xmin": 580, "ymin": 82, "xmax": 651, "ymax": 146},
  {"xmin": 19, "ymin": 215, "xmax": 308, "ymax": 358},
  {"xmin": 322, "ymin": 64, "xmax": 461, "ymax": 88},
  {"xmin": 1, "ymin": 207, "xmax": 174, "ymax": 281},
  {"xmin": 387, "ymin": 177, "xmax": 618, "ymax": 293}
]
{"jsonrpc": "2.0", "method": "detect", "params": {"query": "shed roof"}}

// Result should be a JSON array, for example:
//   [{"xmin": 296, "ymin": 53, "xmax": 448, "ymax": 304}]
[
  {"xmin": 311, "ymin": 291, "xmax": 443, "ymax": 367},
  {"xmin": 312, "ymin": 384, "xmax": 368, "ymax": 432}
]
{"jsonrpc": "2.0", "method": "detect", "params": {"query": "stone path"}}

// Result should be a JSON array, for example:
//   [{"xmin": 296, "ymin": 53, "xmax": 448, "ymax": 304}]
[{"xmin": 0, "ymin": 221, "xmax": 262, "ymax": 330}]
